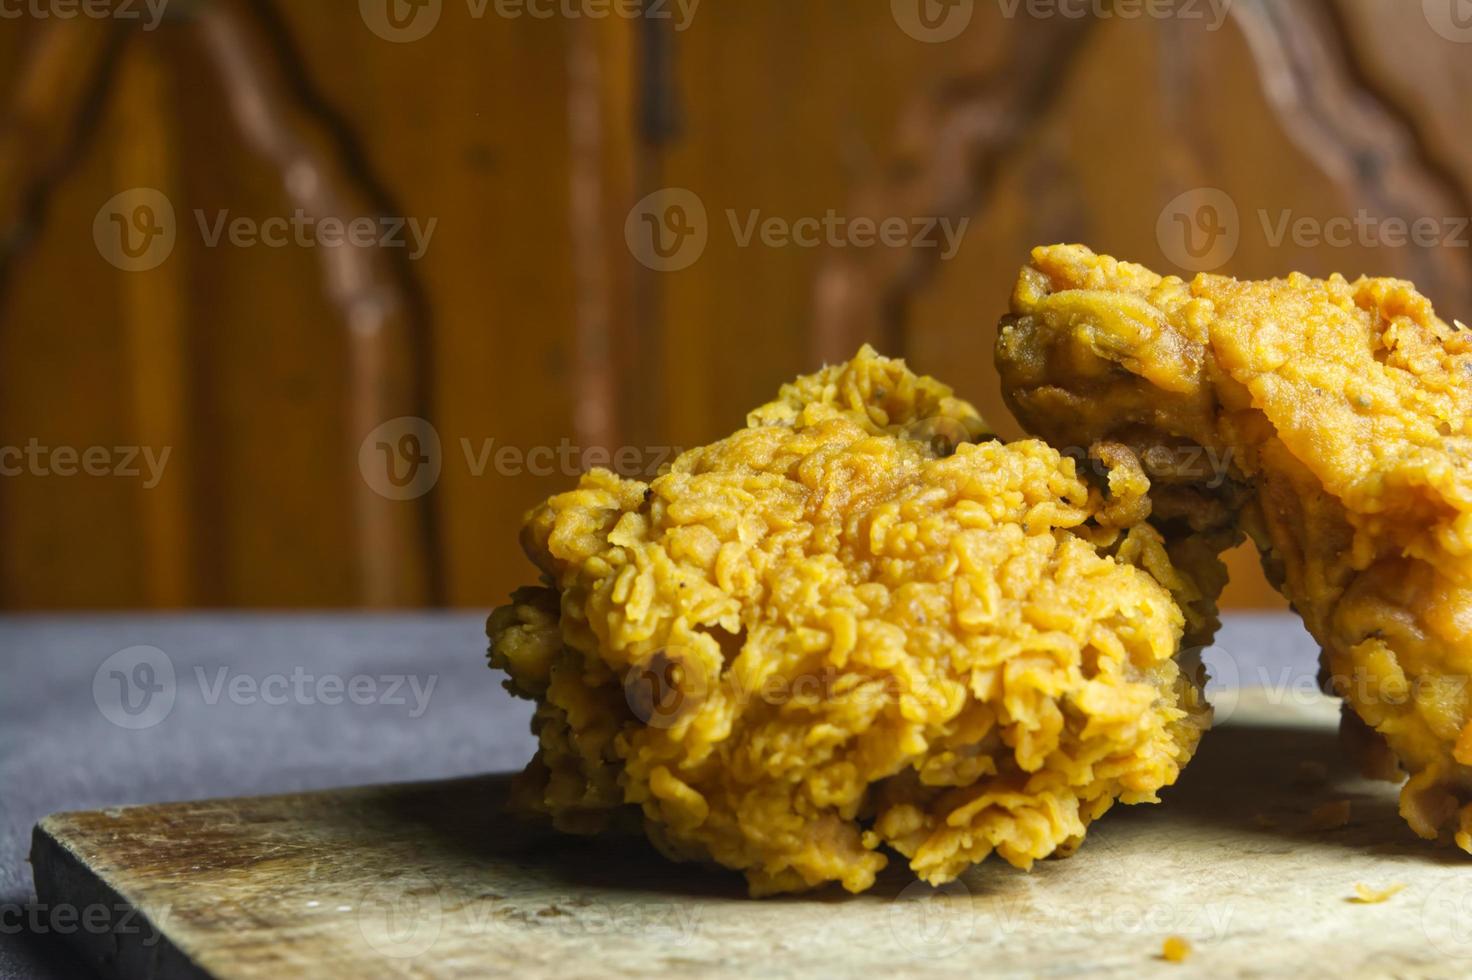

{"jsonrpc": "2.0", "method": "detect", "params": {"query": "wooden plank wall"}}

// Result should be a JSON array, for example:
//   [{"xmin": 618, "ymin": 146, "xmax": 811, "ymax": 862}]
[{"xmin": 1, "ymin": 0, "xmax": 1468, "ymax": 610}]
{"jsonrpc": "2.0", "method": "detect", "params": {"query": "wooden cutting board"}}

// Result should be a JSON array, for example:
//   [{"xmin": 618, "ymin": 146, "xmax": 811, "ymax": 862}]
[{"xmin": 32, "ymin": 689, "xmax": 1472, "ymax": 979}]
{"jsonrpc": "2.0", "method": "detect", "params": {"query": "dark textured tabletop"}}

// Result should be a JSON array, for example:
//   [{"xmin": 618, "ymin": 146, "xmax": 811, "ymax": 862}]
[{"xmin": 0, "ymin": 613, "xmax": 1317, "ymax": 979}]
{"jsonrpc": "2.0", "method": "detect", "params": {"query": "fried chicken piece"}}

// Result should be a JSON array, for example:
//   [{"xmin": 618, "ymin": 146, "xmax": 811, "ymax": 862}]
[
  {"xmin": 996, "ymin": 243, "xmax": 1472, "ymax": 850},
  {"xmin": 488, "ymin": 346, "xmax": 1211, "ymax": 895}
]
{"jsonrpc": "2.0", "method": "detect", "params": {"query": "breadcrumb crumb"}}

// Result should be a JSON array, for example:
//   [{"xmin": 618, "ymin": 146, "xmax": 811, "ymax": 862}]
[
  {"xmin": 1161, "ymin": 935, "xmax": 1192, "ymax": 963},
  {"xmin": 1351, "ymin": 882, "xmax": 1406, "ymax": 904},
  {"xmin": 1308, "ymin": 800, "xmax": 1352, "ymax": 831}
]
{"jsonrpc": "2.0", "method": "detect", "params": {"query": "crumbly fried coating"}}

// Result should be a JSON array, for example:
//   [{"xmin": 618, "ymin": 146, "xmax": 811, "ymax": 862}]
[
  {"xmin": 488, "ymin": 346, "xmax": 1209, "ymax": 895},
  {"xmin": 997, "ymin": 243, "xmax": 1472, "ymax": 851}
]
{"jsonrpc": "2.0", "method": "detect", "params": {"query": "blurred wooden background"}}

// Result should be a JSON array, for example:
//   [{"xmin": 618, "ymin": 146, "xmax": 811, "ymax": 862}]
[{"xmin": 1, "ymin": 0, "xmax": 1469, "ymax": 610}]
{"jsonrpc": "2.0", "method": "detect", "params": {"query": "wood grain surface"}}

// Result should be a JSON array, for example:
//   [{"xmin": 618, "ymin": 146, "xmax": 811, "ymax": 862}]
[
  {"xmin": 3, "ymin": 2, "xmax": 1470, "ymax": 609},
  {"xmin": 31, "ymin": 689, "xmax": 1472, "ymax": 979}
]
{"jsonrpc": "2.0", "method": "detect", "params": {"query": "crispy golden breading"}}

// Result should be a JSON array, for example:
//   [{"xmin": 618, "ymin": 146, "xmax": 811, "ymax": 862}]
[
  {"xmin": 489, "ymin": 346, "xmax": 1209, "ymax": 895},
  {"xmin": 997, "ymin": 243, "xmax": 1472, "ymax": 851}
]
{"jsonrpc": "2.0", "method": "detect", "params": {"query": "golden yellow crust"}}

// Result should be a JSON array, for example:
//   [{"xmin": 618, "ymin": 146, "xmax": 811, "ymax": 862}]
[
  {"xmin": 489, "ymin": 345, "xmax": 1208, "ymax": 895},
  {"xmin": 997, "ymin": 243, "xmax": 1472, "ymax": 851}
]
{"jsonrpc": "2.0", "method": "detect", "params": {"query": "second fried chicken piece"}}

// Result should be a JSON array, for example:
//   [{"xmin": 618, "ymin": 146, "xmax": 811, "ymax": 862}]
[{"xmin": 997, "ymin": 243, "xmax": 1472, "ymax": 850}]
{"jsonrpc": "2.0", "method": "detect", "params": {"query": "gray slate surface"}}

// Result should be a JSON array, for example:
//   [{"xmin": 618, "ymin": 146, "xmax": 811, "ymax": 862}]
[{"xmin": 0, "ymin": 612, "xmax": 1318, "ymax": 979}]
